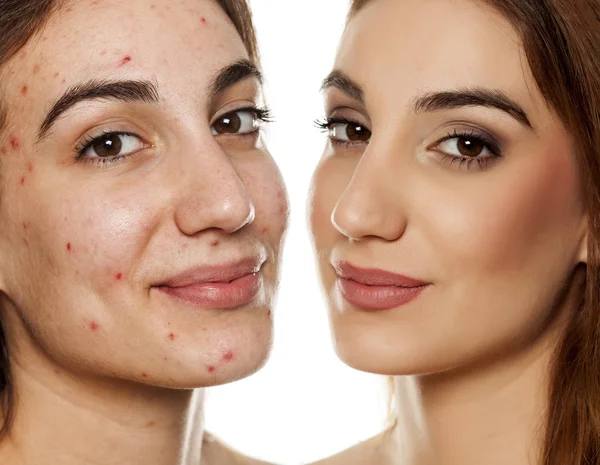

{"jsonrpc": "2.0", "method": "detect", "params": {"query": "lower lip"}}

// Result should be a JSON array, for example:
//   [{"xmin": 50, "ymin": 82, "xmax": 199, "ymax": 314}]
[
  {"xmin": 337, "ymin": 278, "xmax": 427, "ymax": 311},
  {"xmin": 157, "ymin": 273, "xmax": 261, "ymax": 309}
]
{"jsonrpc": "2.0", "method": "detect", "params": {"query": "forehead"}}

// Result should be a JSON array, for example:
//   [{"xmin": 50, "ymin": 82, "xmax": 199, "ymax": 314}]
[
  {"xmin": 2, "ymin": 0, "xmax": 248, "ymax": 106},
  {"xmin": 337, "ymin": 0, "xmax": 540, "ymax": 110}
]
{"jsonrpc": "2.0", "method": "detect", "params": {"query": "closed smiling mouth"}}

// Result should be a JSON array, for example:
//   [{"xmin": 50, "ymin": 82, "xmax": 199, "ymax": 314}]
[{"xmin": 333, "ymin": 261, "xmax": 430, "ymax": 311}]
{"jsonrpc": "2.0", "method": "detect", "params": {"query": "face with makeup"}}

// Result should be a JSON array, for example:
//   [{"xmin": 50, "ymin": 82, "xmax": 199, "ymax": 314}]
[
  {"xmin": 0, "ymin": 0, "xmax": 288, "ymax": 388},
  {"xmin": 309, "ymin": 0, "xmax": 587, "ymax": 375}
]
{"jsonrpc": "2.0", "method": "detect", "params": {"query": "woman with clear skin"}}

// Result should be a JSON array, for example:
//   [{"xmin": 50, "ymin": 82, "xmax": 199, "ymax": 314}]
[
  {"xmin": 0, "ymin": 0, "xmax": 287, "ymax": 464},
  {"xmin": 310, "ymin": 0, "xmax": 600, "ymax": 464}
]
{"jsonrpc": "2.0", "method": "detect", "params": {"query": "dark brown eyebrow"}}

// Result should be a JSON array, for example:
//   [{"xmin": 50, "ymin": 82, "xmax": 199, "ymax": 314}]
[
  {"xmin": 38, "ymin": 79, "xmax": 159, "ymax": 140},
  {"xmin": 208, "ymin": 59, "xmax": 263, "ymax": 100},
  {"xmin": 412, "ymin": 88, "xmax": 533, "ymax": 130},
  {"xmin": 320, "ymin": 70, "xmax": 365, "ymax": 105},
  {"xmin": 37, "ymin": 59, "xmax": 262, "ymax": 141}
]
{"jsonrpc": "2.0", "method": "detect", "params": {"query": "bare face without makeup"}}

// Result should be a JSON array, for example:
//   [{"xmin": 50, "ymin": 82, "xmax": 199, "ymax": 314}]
[
  {"xmin": 309, "ymin": 0, "xmax": 587, "ymax": 375},
  {"xmin": 0, "ymin": 0, "xmax": 288, "ymax": 388}
]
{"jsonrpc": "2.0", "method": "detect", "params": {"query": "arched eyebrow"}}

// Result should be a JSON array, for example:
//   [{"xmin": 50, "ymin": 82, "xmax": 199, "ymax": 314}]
[
  {"xmin": 321, "ymin": 69, "xmax": 533, "ymax": 131},
  {"xmin": 36, "ymin": 59, "xmax": 262, "ymax": 141}
]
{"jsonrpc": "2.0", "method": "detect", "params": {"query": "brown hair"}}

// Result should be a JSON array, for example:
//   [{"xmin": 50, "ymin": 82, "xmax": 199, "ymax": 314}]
[
  {"xmin": 350, "ymin": 1, "xmax": 600, "ymax": 463},
  {"xmin": 0, "ymin": 0, "xmax": 259, "ymax": 437}
]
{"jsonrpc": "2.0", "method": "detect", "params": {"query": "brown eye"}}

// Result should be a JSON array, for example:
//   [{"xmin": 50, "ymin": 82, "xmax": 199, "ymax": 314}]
[
  {"xmin": 211, "ymin": 110, "xmax": 259, "ymax": 136},
  {"xmin": 456, "ymin": 137, "xmax": 484, "ymax": 157},
  {"xmin": 80, "ymin": 132, "xmax": 146, "ymax": 159},
  {"xmin": 92, "ymin": 133, "xmax": 123, "ymax": 157},
  {"xmin": 331, "ymin": 122, "xmax": 372, "ymax": 143}
]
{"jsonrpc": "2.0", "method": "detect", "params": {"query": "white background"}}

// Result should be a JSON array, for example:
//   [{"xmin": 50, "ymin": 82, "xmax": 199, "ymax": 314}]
[{"xmin": 204, "ymin": 1, "xmax": 388, "ymax": 464}]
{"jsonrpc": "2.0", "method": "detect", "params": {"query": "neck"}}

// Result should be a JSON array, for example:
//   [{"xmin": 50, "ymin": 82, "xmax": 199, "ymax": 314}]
[
  {"xmin": 386, "ymin": 308, "xmax": 577, "ymax": 465},
  {"xmin": 0, "ymin": 359, "xmax": 206, "ymax": 465}
]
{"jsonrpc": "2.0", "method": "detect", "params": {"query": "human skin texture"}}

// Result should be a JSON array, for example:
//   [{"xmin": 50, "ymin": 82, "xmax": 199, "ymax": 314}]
[
  {"xmin": 0, "ymin": 0, "xmax": 287, "ymax": 464},
  {"xmin": 309, "ymin": 0, "xmax": 587, "ymax": 463}
]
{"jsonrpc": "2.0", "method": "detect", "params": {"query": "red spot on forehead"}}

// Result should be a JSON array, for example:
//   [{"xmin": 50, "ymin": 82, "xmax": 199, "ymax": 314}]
[
  {"xmin": 10, "ymin": 136, "xmax": 21, "ymax": 150},
  {"xmin": 66, "ymin": 242, "xmax": 72, "ymax": 251},
  {"xmin": 207, "ymin": 366, "xmax": 215, "ymax": 373},
  {"xmin": 119, "ymin": 56, "xmax": 132, "ymax": 67},
  {"xmin": 200, "ymin": 17, "xmax": 207, "ymax": 23},
  {"xmin": 223, "ymin": 351, "xmax": 234, "ymax": 362},
  {"xmin": 168, "ymin": 332, "xmax": 177, "ymax": 341},
  {"xmin": 33, "ymin": 64, "xmax": 40, "ymax": 73},
  {"xmin": 116, "ymin": 273, "xmax": 123, "ymax": 280},
  {"xmin": 20, "ymin": 85, "xmax": 27, "ymax": 96},
  {"xmin": 89, "ymin": 321, "xmax": 99, "ymax": 331}
]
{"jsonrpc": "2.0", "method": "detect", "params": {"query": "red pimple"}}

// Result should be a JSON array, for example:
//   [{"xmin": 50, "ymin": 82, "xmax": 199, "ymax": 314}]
[
  {"xmin": 223, "ymin": 351, "xmax": 234, "ymax": 362},
  {"xmin": 141, "ymin": 372, "xmax": 148, "ymax": 378},
  {"xmin": 89, "ymin": 321, "xmax": 99, "ymax": 331},
  {"xmin": 66, "ymin": 242, "xmax": 72, "ymax": 252},
  {"xmin": 21, "ymin": 85, "xmax": 28, "ymax": 96},
  {"xmin": 200, "ymin": 17, "xmax": 207, "ymax": 24},
  {"xmin": 10, "ymin": 136, "xmax": 21, "ymax": 150},
  {"xmin": 119, "ymin": 55, "xmax": 132, "ymax": 67},
  {"xmin": 22, "ymin": 221, "xmax": 29, "ymax": 230},
  {"xmin": 27, "ymin": 162, "xmax": 33, "ymax": 172},
  {"xmin": 116, "ymin": 273, "xmax": 123, "ymax": 280},
  {"xmin": 19, "ymin": 176, "xmax": 25, "ymax": 186},
  {"xmin": 207, "ymin": 366, "xmax": 215, "ymax": 373},
  {"xmin": 261, "ymin": 227, "xmax": 269, "ymax": 234},
  {"xmin": 211, "ymin": 240, "xmax": 219, "ymax": 247},
  {"xmin": 61, "ymin": 78, "xmax": 66, "ymax": 84},
  {"xmin": 146, "ymin": 420, "xmax": 156, "ymax": 427},
  {"xmin": 168, "ymin": 332, "xmax": 177, "ymax": 341},
  {"xmin": 1, "ymin": 147, "xmax": 6, "ymax": 155},
  {"xmin": 267, "ymin": 310, "xmax": 271, "ymax": 317},
  {"xmin": 33, "ymin": 64, "xmax": 40, "ymax": 73}
]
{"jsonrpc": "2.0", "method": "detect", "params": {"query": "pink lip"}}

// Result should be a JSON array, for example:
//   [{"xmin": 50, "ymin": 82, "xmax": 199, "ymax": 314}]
[
  {"xmin": 334, "ymin": 261, "xmax": 429, "ymax": 311},
  {"xmin": 155, "ymin": 257, "xmax": 264, "ymax": 309}
]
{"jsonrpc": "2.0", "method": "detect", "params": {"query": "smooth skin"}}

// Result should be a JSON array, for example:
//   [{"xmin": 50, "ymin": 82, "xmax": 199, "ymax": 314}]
[
  {"xmin": 309, "ymin": 0, "xmax": 587, "ymax": 463},
  {"xmin": 0, "ymin": 0, "xmax": 287, "ymax": 464}
]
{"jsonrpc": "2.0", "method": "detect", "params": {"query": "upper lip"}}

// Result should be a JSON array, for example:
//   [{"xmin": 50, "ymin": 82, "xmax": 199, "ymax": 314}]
[
  {"xmin": 333, "ymin": 261, "xmax": 429, "ymax": 287},
  {"xmin": 157, "ymin": 256, "xmax": 266, "ymax": 288}
]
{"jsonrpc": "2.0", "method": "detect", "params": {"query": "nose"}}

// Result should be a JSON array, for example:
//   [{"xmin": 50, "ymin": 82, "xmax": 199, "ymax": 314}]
[
  {"xmin": 331, "ymin": 149, "xmax": 408, "ymax": 242},
  {"xmin": 174, "ymin": 139, "xmax": 255, "ymax": 236}
]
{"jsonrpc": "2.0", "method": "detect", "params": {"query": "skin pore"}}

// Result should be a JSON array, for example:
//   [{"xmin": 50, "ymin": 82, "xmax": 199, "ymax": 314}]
[
  {"xmin": 309, "ymin": 0, "xmax": 587, "ymax": 464},
  {"xmin": 0, "ymin": 1, "xmax": 287, "ymax": 464}
]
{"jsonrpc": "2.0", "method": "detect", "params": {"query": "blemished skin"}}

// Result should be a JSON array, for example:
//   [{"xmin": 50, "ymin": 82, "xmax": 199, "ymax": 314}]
[
  {"xmin": 0, "ymin": 0, "xmax": 287, "ymax": 464},
  {"xmin": 309, "ymin": 0, "xmax": 587, "ymax": 464}
]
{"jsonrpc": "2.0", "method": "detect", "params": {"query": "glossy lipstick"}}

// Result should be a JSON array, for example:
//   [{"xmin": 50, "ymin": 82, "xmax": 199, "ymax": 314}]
[
  {"xmin": 334, "ymin": 261, "xmax": 429, "ymax": 311},
  {"xmin": 156, "ymin": 258, "xmax": 264, "ymax": 309}
]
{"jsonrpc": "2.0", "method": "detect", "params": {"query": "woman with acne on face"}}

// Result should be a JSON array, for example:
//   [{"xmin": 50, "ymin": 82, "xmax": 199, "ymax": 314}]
[
  {"xmin": 309, "ymin": 0, "xmax": 600, "ymax": 464},
  {"xmin": 0, "ymin": 0, "xmax": 287, "ymax": 464}
]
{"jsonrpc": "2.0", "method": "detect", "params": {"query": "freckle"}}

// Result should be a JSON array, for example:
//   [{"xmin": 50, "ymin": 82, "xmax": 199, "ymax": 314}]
[
  {"xmin": 201, "ymin": 327, "xmax": 207, "ymax": 332},
  {"xmin": 66, "ymin": 242, "xmax": 72, "ymax": 252},
  {"xmin": 211, "ymin": 240, "xmax": 219, "ymax": 247},
  {"xmin": 66, "ymin": 7, "xmax": 72, "ymax": 12},
  {"xmin": 33, "ymin": 64, "xmax": 40, "ymax": 73},
  {"xmin": 19, "ymin": 176, "xmax": 25, "ymax": 186},
  {"xmin": 119, "ymin": 55, "xmax": 132, "ymax": 67},
  {"xmin": 207, "ymin": 366, "xmax": 215, "ymax": 373},
  {"xmin": 168, "ymin": 332, "xmax": 177, "ymax": 341},
  {"xmin": 146, "ymin": 420, "xmax": 156, "ymax": 427},
  {"xmin": 223, "ymin": 351, "xmax": 234, "ymax": 362},
  {"xmin": 116, "ymin": 273, "xmax": 123, "ymax": 280},
  {"xmin": 22, "ymin": 221, "xmax": 29, "ymax": 230},
  {"xmin": 54, "ymin": 369, "xmax": 60, "ymax": 375},
  {"xmin": 89, "ymin": 321, "xmax": 99, "ymax": 331},
  {"xmin": 141, "ymin": 372, "xmax": 148, "ymax": 378},
  {"xmin": 150, "ymin": 4, "xmax": 156, "ymax": 8},
  {"xmin": 10, "ymin": 136, "xmax": 21, "ymax": 150}
]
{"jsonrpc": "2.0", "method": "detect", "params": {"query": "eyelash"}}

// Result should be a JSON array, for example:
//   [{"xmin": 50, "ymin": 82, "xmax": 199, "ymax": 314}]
[
  {"xmin": 315, "ymin": 117, "xmax": 502, "ymax": 170},
  {"xmin": 74, "ymin": 105, "xmax": 274, "ymax": 167}
]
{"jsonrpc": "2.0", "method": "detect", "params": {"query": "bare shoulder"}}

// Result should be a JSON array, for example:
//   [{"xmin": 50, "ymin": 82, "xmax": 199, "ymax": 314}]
[
  {"xmin": 201, "ymin": 432, "xmax": 276, "ymax": 465},
  {"xmin": 308, "ymin": 432, "xmax": 388, "ymax": 465}
]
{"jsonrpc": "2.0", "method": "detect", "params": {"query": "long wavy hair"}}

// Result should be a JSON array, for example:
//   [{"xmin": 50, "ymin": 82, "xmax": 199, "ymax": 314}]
[
  {"xmin": 0, "ymin": 0, "xmax": 259, "ymax": 438},
  {"xmin": 349, "ymin": 1, "xmax": 600, "ymax": 463}
]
